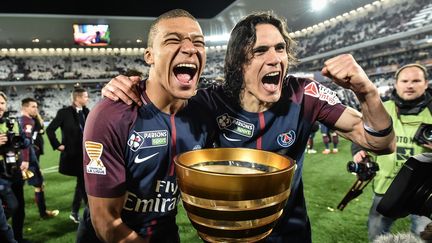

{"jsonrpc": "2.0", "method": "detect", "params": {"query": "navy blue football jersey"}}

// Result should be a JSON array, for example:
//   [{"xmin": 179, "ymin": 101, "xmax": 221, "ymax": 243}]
[
  {"xmin": 83, "ymin": 84, "xmax": 214, "ymax": 240},
  {"xmin": 194, "ymin": 76, "xmax": 346, "ymax": 241}
]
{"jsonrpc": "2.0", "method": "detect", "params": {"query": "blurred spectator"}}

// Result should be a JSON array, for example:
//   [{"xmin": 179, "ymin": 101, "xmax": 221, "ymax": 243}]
[
  {"xmin": 46, "ymin": 87, "xmax": 89, "ymax": 224},
  {"xmin": 320, "ymin": 123, "xmax": 339, "ymax": 154},
  {"xmin": 20, "ymin": 98, "xmax": 59, "ymax": 219}
]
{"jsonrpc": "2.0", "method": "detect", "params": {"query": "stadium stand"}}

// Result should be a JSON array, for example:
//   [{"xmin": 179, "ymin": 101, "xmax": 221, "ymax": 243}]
[{"xmin": 0, "ymin": 0, "xmax": 431, "ymax": 120}]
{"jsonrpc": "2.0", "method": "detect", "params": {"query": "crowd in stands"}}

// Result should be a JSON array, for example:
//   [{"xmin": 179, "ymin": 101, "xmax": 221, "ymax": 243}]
[
  {"xmin": 1, "ymin": 0, "xmax": 431, "ymax": 120},
  {"xmin": 5, "ymin": 84, "xmax": 101, "ymax": 120},
  {"xmin": 295, "ymin": 0, "xmax": 431, "ymax": 58},
  {"xmin": 0, "ymin": 55, "xmax": 149, "ymax": 81}
]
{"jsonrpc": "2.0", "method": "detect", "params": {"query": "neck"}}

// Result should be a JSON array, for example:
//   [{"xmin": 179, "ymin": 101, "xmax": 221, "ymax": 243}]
[
  {"xmin": 73, "ymin": 102, "xmax": 82, "ymax": 109},
  {"xmin": 239, "ymin": 90, "xmax": 273, "ymax": 113},
  {"xmin": 21, "ymin": 111, "xmax": 31, "ymax": 118},
  {"xmin": 146, "ymin": 79, "xmax": 188, "ymax": 114}
]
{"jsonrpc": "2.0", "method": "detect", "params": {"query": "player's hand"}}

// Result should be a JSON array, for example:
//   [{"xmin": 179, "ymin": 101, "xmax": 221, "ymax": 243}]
[
  {"xmin": 321, "ymin": 54, "xmax": 376, "ymax": 96},
  {"xmin": 0, "ymin": 133, "xmax": 7, "ymax": 146},
  {"xmin": 353, "ymin": 150, "xmax": 368, "ymax": 163},
  {"xmin": 421, "ymin": 222, "xmax": 432, "ymax": 241},
  {"xmin": 102, "ymin": 75, "xmax": 142, "ymax": 106},
  {"xmin": 57, "ymin": 145, "xmax": 65, "ymax": 151},
  {"xmin": 422, "ymin": 141, "xmax": 432, "ymax": 150},
  {"xmin": 20, "ymin": 161, "xmax": 29, "ymax": 171}
]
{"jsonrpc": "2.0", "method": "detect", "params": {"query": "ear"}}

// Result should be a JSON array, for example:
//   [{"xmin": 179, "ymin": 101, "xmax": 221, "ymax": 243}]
[{"xmin": 144, "ymin": 47, "xmax": 154, "ymax": 65}]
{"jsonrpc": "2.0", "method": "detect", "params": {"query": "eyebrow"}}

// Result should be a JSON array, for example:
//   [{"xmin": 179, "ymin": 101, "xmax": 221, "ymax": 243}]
[
  {"xmin": 254, "ymin": 41, "xmax": 286, "ymax": 48},
  {"xmin": 163, "ymin": 32, "xmax": 204, "ymax": 39},
  {"xmin": 253, "ymin": 41, "xmax": 286, "ymax": 51}
]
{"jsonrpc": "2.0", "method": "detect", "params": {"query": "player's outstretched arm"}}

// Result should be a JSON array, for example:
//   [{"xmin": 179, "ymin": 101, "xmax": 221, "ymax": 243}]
[{"xmin": 322, "ymin": 54, "xmax": 395, "ymax": 154}]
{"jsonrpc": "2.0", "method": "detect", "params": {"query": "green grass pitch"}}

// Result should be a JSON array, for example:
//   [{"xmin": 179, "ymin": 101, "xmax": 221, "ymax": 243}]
[{"xmin": 16, "ymin": 135, "xmax": 410, "ymax": 242}]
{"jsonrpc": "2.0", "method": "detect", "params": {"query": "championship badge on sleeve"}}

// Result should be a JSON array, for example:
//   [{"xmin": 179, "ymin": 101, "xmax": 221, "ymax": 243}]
[{"xmin": 85, "ymin": 141, "xmax": 107, "ymax": 175}]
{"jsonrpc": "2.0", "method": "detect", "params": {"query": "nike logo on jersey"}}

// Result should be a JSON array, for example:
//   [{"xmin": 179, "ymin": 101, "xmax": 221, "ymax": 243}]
[
  {"xmin": 223, "ymin": 133, "xmax": 241, "ymax": 142},
  {"xmin": 134, "ymin": 152, "xmax": 159, "ymax": 163}
]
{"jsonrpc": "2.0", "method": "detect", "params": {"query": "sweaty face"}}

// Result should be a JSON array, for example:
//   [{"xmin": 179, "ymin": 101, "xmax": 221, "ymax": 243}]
[
  {"xmin": 241, "ymin": 24, "xmax": 288, "ymax": 111},
  {"xmin": 395, "ymin": 67, "xmax": 428, "ymax": 101},
  {"xmin": 0, "ymin": 96, "xmax": 6, "ymax": 118},
  {"xmin": 146, "ymin": 17, "xmax": 206, "ymax": 100}
]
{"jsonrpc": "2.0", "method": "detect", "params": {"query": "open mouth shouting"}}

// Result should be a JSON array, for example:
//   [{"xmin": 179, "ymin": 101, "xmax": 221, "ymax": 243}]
[
  {"xmin": 261, "ymin": 71, "xmax": 281, "ymax": 92},
  {"xmin": 173, "ymin": 63, "xmax": 198, "ymax": 87}
]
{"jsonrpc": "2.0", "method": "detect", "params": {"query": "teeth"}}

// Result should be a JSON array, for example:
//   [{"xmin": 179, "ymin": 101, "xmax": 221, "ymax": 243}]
[
  {"xmin": 176, "ymin": 63, "xmax": 197, "ymax": 69},
  {"xmin": 265, "ymin": 72, "xmax": 279, "ymax": 77}
]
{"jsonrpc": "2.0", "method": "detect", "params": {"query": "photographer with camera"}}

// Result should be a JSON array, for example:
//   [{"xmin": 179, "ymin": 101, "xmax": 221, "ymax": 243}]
[
  {"xmin": 376, "ymin": 153, "xmax": 432, "ymax": 242},
  {"xmin": 352, "ymin": 63, "xmax": 432, "ymax": 242},
  {"xmin": 0, "ymin": 91, "xmax": 24, "ymax": 243}
]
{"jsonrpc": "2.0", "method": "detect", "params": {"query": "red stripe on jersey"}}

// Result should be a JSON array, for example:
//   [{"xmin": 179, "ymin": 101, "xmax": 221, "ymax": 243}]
[
  {"xmin": 146, "ymin": 219, "xmax": 157, "ymax": 236},
  {"xmin": 169, "ymin": 115, "xmax": 176, "ymax": 176},
  {"xmin": 257, "ymin": 112, "xmax": 265, "ymax": 149},
  {"xmin": 141, "ymin": 91, "xmax": 150, "ymax": 105}
]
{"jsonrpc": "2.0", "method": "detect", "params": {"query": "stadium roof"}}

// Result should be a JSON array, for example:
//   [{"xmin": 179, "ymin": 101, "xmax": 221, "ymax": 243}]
[{"xmin": 0, "ymin": 0, "xmax": 377, "ymax": 48}]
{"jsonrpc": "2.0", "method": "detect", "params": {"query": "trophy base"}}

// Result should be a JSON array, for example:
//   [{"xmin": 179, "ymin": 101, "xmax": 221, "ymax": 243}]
[{"xmin": 198, "ymin": 230, "xmax": 272, "ymax": 243}]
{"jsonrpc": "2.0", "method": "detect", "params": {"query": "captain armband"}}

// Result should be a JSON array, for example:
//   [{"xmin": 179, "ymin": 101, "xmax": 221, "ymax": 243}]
[{"xmin": 363, "ymin": 117, "xmax": 393, "ymax": 137}]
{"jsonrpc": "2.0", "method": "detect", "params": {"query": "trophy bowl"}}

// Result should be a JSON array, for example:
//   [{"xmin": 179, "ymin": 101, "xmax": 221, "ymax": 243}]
[{"xmin": 174, "ymin": 148, "xmax": 296, "ymax": 242}]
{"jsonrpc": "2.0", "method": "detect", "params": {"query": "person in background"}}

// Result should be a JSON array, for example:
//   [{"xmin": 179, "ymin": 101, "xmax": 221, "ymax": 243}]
[
  {"xmin": 20, "ymin": 98, "xmax": 59, "ymax": 220},
  {"xmin": 320, "ymin": 123, "xmax": 339, "ymax": 154},
  {"xmin": 0, "ymin": 196, "xmax": 16, "ymax": 243},
  {"xmin": 352, "ymin": 63, "xmax": 432, "ymax": 242},
  {"xmin": 32, "ymin": 110, "xmax": 44, "ymax": 162},
  {"xmin": 0, "ymin": 91, "xmax": 19, "ymax": 243},
  {"xmin": 46, "ymin": 87, "xmax": 89, "ymax": 224},
  {"xmin": 306, "ymin": 121, "xmax": 319, "ymax": 154},
  {"xmin": 103, "ymin": 12, "xmax": 395, "ymax": 242}
]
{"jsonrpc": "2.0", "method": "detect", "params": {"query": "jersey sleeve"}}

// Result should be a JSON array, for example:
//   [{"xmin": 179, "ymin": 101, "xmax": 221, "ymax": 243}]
[
  {"xmin": 83, "ymin": 99, "xmax": 138, "ymax": 198},
  {"xmin": 303, "ymin": 79, "xmax": 346, "ymax": 128},
  {"xmin": 19, "ymin": 116, "xmax": 34, "ymax": 162}
]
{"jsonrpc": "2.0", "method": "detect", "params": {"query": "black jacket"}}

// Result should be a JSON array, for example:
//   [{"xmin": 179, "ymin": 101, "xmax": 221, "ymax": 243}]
[
  {"xmin": 46, "ymin": 106, "xmax": 89, "ymax": 176},
  {"xmin": 33, "ymin": 117, "xmax": 44, "ymax": 156}
]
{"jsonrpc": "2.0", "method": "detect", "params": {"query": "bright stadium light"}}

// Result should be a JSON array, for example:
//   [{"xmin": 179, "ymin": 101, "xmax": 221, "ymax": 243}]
[
  {"xmin": 311, "ymin": 0, "xmax": 328, "ymax": 12},
  {"xmin": 205, "ymin": 34, "xmax": 230, "ymax": 43}
]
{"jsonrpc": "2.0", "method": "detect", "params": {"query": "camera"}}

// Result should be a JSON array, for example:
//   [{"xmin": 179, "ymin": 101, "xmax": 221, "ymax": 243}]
[
  {"xmin": 338, "ymin": 155, "xmax": 379, "ymax": 210},
  {"xmin": 347, "ymin": 155, "xmax": 379, "ymax": 181},
  {"xmin": 377, "ymin": 153, "xmax": 432, "ymax": 219},
  {"xmin": 414, "ymin": 123, "xmax": 432, "ymax": 145},
  {"xmin": 0, "ymin": 112, "xmax": 27, "ymax": 155},
  {"xmin": 0, "ymin": 112, "xmax": 30, "ymax": 179}
]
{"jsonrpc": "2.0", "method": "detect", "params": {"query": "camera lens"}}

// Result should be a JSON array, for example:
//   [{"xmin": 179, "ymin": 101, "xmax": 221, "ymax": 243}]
[
  {"xmin": 347, "ymin": 161, "xmax": 362, "ymax": 174},
  {"xmin": 11, "ymin": 136, "xmax": 23, "ymax": 149},
  {"xmin": 423, "ymin": 126, "xmax": 432, "ymax": 142}
]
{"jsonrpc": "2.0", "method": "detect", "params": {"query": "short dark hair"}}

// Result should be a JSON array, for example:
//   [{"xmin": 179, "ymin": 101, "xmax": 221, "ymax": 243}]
[
  {"xmin": 395, "ymin": 63, "xmax": 428, "ymax": 80},
  {"xmin": 222, "ymin": 12, "xmax": 298, "ymax": 105},
  {"xmin": 21, "ymin": 97, "xmax": 38, "ymax": 107},
  {"xmin": 147, "ymin": 9, "xmax": 197, "ymax": 47},
  {"xmin": 72, "ymin": 87, "xmax": 87, "ymax": 101}
]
